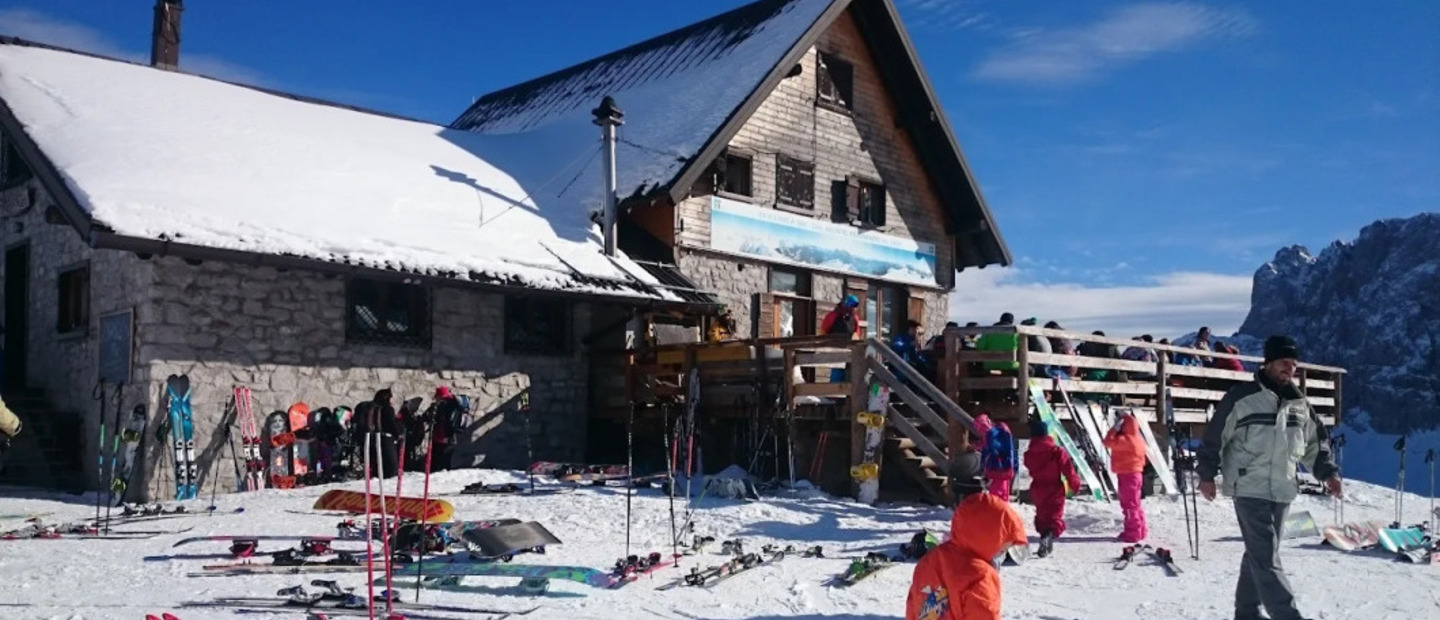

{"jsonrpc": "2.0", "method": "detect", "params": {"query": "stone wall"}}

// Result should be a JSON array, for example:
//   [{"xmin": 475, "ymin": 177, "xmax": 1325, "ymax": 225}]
[
  {"xmin": 0, "ymin": 175, "xmax": 157, "ymax": 489},
  {"xmin": 132, "ymin": 257, "xmax": 595, "ymax": 500}
]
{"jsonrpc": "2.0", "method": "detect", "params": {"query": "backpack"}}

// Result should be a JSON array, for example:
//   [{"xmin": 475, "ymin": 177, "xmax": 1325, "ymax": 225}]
[
  {"xmin": 983, "ymin": 426, "xmax": 1015, "ymax": 473},
  {"xmin": 826, "ymin": 311, "xmax": 856, "ymax": 336}
]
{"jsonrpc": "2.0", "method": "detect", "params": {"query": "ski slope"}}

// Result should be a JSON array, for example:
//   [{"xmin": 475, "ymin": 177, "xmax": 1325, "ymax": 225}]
[{"xmin": 0, "ymin": 470, "xmax": 1434, "ymax": 620}]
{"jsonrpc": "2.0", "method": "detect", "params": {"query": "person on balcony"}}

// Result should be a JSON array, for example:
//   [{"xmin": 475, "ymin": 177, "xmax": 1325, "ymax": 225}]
[
  {"xmin": 707, "ymin": 307, "xmax": 737, "ymax": 342},
  {"xmin": 1104, "ymin": 411, "xmax": 1149, "ymax": 543},
  {"xmin": 1019, "ymin": 317, "xmax": 1055, "ymax": 378},
  {"xmin": 906, "ymin": 450, "xmax": 1027, "ymax": 620},
  {"xmin": 1043, "ymin": 321, "xmax": 1077, "ymax": 379},
  {"xmin": 1024, "ymin": 419, "xmax": 1082, "ymax": 557},
  {"xmin": 975, "ymin": 313, "xmax": 1019, "ymax": 373},
  {"xmin": 820, "ymin": 294, "xmax": 861, "ymax": 382},
  {"xmin": 1209, "ymin": 340, "xmax": 1246, "ymax": 372}
]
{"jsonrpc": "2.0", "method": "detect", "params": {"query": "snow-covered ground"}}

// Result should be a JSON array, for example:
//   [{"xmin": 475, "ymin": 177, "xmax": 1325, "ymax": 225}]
[{"xmin": 1, "ymin": 470, "xmax": 1435, "ymax": 620}]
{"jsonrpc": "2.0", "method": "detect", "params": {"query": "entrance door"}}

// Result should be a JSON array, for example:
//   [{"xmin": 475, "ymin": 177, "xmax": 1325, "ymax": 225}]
[{"xmin": 4, "ymin": 243, "xmax": 28, "ymax": 390}]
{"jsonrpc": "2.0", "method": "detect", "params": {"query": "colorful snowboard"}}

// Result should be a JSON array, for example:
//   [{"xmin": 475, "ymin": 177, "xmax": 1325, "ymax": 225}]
[
  {"xmin": 288, "ymin": 402, "xmax": 311, "ymax": 478},
  {"xmin": 312, "ymin": 489, "xmax": 454, "ymax": 523},
  {"xmin": 1379, "ymin": 526, "xmax": 1427, "ymax": 554},
  {"xmin": 388, "ymin": 557, "xmax": 614, "ymax": 589},
  {"xmin": 265, "ymin": 410, "xmax": 294, "ymax": 488},
  {"xmin": 1027, "ymin": 380, "xmax": 1106, "ymax": 501},
  {"xmin": 852, "ymin": 382, "xmax": 888, "ymax": 505}
]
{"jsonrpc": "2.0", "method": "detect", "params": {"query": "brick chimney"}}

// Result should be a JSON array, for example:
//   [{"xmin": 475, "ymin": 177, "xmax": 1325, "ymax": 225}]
[{"xmin": 150, "ymin": 0, "xmax": 182, "ymax": 70}]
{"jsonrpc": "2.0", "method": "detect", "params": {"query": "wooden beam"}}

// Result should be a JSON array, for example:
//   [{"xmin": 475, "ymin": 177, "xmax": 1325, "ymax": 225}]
[
  {"xmin": 793, "ymin": 383, "xmax": 850, "ymax": 399},
  {"xmin": 867, "ymin": 358, "xmax": 952, "ymax": 437},
  {"xmin": 868, "ymin": 339, "xmax": 975, "ymax": 434},
  {"xmin": 794, "ymin": 351, "xmax": 855, "ymax": 366},
  {"xmin": 887, "ymin": 405, "xmax": 949, "ymax": 471}
]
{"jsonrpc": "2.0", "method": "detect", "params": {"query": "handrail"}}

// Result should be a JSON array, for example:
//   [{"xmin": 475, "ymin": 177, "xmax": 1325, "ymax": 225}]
[
  {"xmin": 943, "ymin": 325, "xmax": 1346, "ymax": 374},
  {"xmin": 867, "ymin": 358, "xmax": 954, "ymax": 436},
  {"xmin": 868, "ymin": 337, "xmax": 976, "ymax": 435}
]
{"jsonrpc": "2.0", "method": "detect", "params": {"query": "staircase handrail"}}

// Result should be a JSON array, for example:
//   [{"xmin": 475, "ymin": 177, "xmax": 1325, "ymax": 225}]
[{"xmin": 868, "ymin": 337, "xmax": 976, "ymax": 436}]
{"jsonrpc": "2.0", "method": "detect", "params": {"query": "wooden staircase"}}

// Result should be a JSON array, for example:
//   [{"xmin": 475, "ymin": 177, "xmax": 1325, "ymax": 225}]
[{"xmin": 864, "ymin": 338, "xmax": 976, "ymax": 506}]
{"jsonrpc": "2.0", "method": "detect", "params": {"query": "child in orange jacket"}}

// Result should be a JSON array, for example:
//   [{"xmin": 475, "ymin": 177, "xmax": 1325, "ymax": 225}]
[
  {"xmin": 907, "ymin": 451, "xmax": 1027, "ymax": 620},
  {"xmin": 1023, "ymin": 419, "xmax": 1081, "ymax": 557},
  {"xmin": 1103, "ymin": 411, "xmax": 1149, "ymax": 542}
]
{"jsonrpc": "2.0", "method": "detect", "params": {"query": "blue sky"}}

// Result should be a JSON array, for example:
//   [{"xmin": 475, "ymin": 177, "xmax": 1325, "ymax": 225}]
[{"xmin": 1, "ymin": 1, "xmax": 1435, "ymax": 337}]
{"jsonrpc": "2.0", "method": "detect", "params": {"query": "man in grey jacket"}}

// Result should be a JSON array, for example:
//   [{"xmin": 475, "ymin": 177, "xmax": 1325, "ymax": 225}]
[{"xmin": 1197, "ymin": 335, "xmax": 1342, "ymax": 620}]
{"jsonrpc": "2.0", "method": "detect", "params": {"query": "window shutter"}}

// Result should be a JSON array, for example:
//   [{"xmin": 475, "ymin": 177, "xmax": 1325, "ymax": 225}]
[
  {"xmin": 908, "ymin": 295, "xmax": 925, "ymax": 327},
  {"xmin": 845, "ymin": 176, "xmax": 860, "ymax": 223},
  {"xmin": 872, "ymin": 185, "xmax": 887, "ymax": 226},
  {"xmin": 832, "ymin": 59, "xmax": 854, "ymax": 108},
  {"xmin": 754, "ymin": 292, "xmax": 777, "ymax": 339}
]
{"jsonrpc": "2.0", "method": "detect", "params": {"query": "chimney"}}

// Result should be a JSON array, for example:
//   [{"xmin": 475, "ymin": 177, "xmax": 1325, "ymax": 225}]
[
  {"xmin": 591, "ymin": 96, "xmax": 624, "ymax": 257},
  {"xmin": 150, "ymin": 0, "xmax": 183, "ymax": 70}
]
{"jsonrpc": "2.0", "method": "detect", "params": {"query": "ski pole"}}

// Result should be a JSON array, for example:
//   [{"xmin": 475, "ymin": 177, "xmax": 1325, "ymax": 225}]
[
  {"xmin": 1395, "ymin": 436, "xmax": 1407, "ymax": 526},
  {"xmin": 92, "ymin": 380, "xmax": 107, "ymax": 528},
  {"xmin": 625, "ymin": 401, "xmax": 635, "ymax": 559},
  {"xmin": 386, "ymin": 431, "xmax": 405, "ymax": 617},
  {"xmin": 102, "ymin": 385, "xmax": 124, "ymax": 527},
  {"xmin": 663, "ymin": 403, "xmax": 678, "ymax": 565},
  {"xmin": 1426, "ymin": 448, "xmax": 1435, "ymax": 533},
  {"xmin": 523, "ymin": 393, "xmax": 534, "ymax": 493},
  {"xmin": 414, "ymin": 415, "xmax": 435, "ymax": 603},
  {"xmin": 363, "ymin": 419, "xmax": 375, "ymax": 620}
]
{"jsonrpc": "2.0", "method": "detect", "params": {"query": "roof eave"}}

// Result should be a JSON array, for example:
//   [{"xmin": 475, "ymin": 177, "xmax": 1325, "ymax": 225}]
[{"xmin": 91, "ymin": 232, "xmax": 717, "ymax": 313}]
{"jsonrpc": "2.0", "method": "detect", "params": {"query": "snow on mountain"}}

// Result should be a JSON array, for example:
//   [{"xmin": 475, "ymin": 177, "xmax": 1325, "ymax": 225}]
[
  {"xmin": 0, "ymin": 470, "xmax": 1434, "ymax": 620},
  {"xmin": 1236, "ymin": 213, "xmax": 1439, "ymax": 438}
]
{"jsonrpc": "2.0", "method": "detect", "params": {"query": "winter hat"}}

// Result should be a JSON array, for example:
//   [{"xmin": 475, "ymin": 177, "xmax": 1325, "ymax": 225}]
[
  {"xmin": 1029, "ymin": 418, "xmax": 1050, "ymax": 438},
  {"xmin": 434, "ymin": 386, "xmax": 454, "ymax": 401},
  {"xmin": 948, "ymin": 450, "xmax": 985, "ymax": 494},
  {"xmin": 842, "ymin": 294, "xmax": 860, "ymax": 308},
  {"xmin": 973, "ymin": 413, "xmax": 994, "ymax": 437},
  {"xmin": 1264, "ymin": 335, "xmax": 1299, "ymax": 363}
]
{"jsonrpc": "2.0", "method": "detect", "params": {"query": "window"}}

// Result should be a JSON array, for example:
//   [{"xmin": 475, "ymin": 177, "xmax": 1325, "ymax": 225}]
[
  {"xmin": 505, "ymin": 297, "xmax": 572, "ymax": 355},
  {"xmin": 717, "ymin": 152, "xmax": 753, "ymax": 197},
  {"xmin": 817, "ymin": 52, "xmax": 854, "ymax": 111},
  {"xmin": 56, "ymin": 265, "xmax": 89, "ymax": 334},
  {"xmin": 346, "ymin": 278, "xmax": 431, "ymax": 347},
  {"xmin": 858, "ymin": 281, "xmax": 905, "ymax": 339},
  {"xmin": 767, "ymin": 268, "xmax": 813, "ymax": 338},
  {"xmin": 0, "ymin": 138, "xmax": 32, "ymax": 191},
  {"xmin": 775, "ymin": 154, "xmax": 815, "ymax": 210},
  {"xmin": 839, "ymin": 176, "xmax": 886, "ymax": 226}
]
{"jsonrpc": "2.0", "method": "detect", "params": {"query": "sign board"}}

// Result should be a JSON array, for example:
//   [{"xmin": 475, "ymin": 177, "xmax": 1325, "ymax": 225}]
[
  {"xmin": 709, "ymin": 196, "xmax": 938, "ymax": 286},
  {"xmin": 98, "ymin": 309, "xmax": 133, "ymax": 385}
]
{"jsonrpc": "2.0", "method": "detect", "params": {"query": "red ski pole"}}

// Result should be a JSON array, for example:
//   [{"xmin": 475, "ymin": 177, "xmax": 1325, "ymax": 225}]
[
  {"xmin": 363, "ymin": 424, "xmax": 375, "ymax": 620},
  {"xmin": 415, "ymin": 418, "xmax": 435, "ymax": 602},
  {"xmin": 385, "ymin": 430, "xmax": 406, "ymax": 615}
]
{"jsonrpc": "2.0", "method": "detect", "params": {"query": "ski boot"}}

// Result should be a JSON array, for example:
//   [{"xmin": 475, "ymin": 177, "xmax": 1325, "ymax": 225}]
[
  {"xmin": 720, "ymin": 539, "xmax": 744, "ymax": 556},
  {"xmin": 335, "ymin": 593, "xmax": 366, "ymax": 609},
  {"xmin": 309, "ymin": 579, "xmax": 351, "ymax": 599},
  {"xmin": 300, "ymin": 538, "xmax": 332, "ymax": 556},
  {"xmin": 802, "ymin": 545, "xmax": 824, "ymax": 558},
  {"xmin": 272, "ymin": 549, "xmax": 307, "ymax": 566},
  {"xmin": 374, "ymin": 589, "xmax": 401, "ymax": 603},
  {"xmin": 519, "ymin": 577, "xmax": 549, "ymax": 595},
  {"xmin": 277, "ymin": 585, "xmax": 323, "ymax": 604},
  {"xmin": 229, "ymin": 540, "xmax": 259, "ymax": 558},
  {"xmin": 1036, "ymin": 533, "xmax": 1055, "ymax": 558}
]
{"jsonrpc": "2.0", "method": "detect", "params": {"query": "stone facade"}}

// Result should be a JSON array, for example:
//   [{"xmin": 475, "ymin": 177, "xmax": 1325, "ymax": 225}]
[
  {"xmin": 0, "ymin": 162, "xmax": 598, "ymax": 501},
  {"xmin": 670, "ymin": 10, "xmax": 957, "ymax": 338}
]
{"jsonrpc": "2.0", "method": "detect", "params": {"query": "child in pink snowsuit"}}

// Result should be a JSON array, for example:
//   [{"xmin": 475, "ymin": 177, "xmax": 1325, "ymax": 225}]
[
  {"xmin": 974, "ymin": 414, "xmax": 1016, "ymax": 501},
  {"xmin": 1024, "ymin": 419, "xmax": 1081, "ymax": 544},
  {"xmin": 1104, "ymin": 412, "xmax": 1149, "ymax": 542}
]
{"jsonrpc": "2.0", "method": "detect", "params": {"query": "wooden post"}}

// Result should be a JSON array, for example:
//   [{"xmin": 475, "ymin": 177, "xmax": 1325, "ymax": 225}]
[
  {"xmin": 848, "ymin": 342, "xmax": 870, "ymax": 500},
  {"xmin": 1333, "ymin": 370, "xmax": 1344, "ymax": 426},
  {"xmin": 1155, "ymin": 354, "xmax": 1170, "ymax": 465},
  {"xmin": 1016, "ymin": 334, "xmax": 1030, "ymax": 422},
  {"xmin": 782, "ymin": 347, "xmax": 797, "ymax": 412}
]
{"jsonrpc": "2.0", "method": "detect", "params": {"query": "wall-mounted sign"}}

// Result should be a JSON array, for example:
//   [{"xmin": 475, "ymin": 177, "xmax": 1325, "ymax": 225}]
[{"xmin": 709, "ymin": 196, "xmax": 938, "ymax": 286}]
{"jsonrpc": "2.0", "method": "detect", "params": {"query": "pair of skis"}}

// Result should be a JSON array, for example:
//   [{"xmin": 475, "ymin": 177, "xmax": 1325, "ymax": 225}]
[
  {"xmin": 231, "ymin": 386, "xmax": 263, "ymax": 491},
  {"xmin": 1113, "ymin": 544, "xmax": 1182, "ymax": 575},
  {"xmin": 160, "ymin": 375, "xmax": 197, "ymax": 500},
  {"xmin": 182, "ymin": 580, "xmax": 533, "ymax": 619}
]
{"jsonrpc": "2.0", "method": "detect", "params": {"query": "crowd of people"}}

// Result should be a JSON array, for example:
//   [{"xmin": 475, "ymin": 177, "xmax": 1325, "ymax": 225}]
[{"xmin": 905, "ymin": 335, "xmax": 1342, "ymax": 620}]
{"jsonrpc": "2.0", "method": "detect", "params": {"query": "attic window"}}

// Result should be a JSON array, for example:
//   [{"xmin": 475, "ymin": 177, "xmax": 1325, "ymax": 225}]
[
  {"xmin": 346, "ymin": 278, "xmax": 432, "ymax": 347},
  {"xmin": 817, "ymin": 52, "xmax": 853, "ymax": 111},
  {"xmin": 718, "ymin": 152, "xmax": 753, "ymax": 197},
  {"xmin": 56, "ymin": 265, "xmax": 90, "ymax": 335},
  {"xmin": 0, "ymin": 138, "xmax": 32, "ymax": 191},
  {"xmin": 775, "ymin": 154, "xmax": 815, "ymax": 211},
  {"xmin": 837, "ymin": 176, "xmax": 886, "ymax": 227}
]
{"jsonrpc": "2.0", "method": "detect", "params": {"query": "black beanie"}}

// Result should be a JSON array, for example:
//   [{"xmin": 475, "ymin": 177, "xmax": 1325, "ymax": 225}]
[
  {"xmin": 1264, "ymin": 335, "xmax": 1299, "ymax": 363},
  {"xmin": 948, "ymin": 450, "xmax": 985, "ymax": 495}
]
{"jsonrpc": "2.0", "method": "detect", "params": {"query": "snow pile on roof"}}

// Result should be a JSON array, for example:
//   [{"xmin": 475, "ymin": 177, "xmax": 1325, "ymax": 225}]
[
  {"xmin": 0, "ymin": 469, "xmax": 1432, "ymax": 619},
  {"xmin": 0, "ymin": 43, "xmax": 680, "ymax": 302},
  {"xmin": 453, "ymin": 0, "xmax": 832, "ymax": 210}
]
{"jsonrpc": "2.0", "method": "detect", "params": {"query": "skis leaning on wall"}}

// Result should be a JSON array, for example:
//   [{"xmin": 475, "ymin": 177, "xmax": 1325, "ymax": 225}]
[{"xmin": 165, "ymin": 375, "xmax": 197, "ymax": 500}]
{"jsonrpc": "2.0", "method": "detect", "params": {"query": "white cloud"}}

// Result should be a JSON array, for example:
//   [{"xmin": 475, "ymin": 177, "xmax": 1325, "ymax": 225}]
[
  {"xmin": 948, "ymin": 267, "xmax": 1252, "ymax": 339},
  {"xmin": 0, "ymin": 8, "xmax": 266, "ymax": 86},
  {"xmin": 972, "ymin": 3, "xmax": 1257, "ymax": 86},
  {"xmin": 897, "ymin": 0, "xmax": 994, "ymax": 31}
]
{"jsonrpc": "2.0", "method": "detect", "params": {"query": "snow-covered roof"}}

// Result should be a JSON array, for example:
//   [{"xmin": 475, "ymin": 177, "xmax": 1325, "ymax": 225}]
[
  {"xmin": 0, "ymin": 39, "xmax": 701, "ymax": 306},
  {"xmin": 451, "ymin": 0, "xmax": 1012, "ymax": 271},
  {"xmin": 452, "ymin": 0, "xmax": 833, "ymax": 207}
]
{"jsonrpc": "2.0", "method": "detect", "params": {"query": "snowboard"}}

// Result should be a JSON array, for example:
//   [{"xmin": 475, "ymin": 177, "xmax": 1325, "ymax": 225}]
[
  {"xmin": 164, "ymin": 375, "xmax": 197, "ymax": 500},
  {"xmin": 265, "ymin": 410, "xmax": 294, "ymax": 488},
  {"xmin": 287, "ymin": 402, "xmax": 312, "ymax": 479},
  {"xmin": 312, "ymin": 489, "xmax": 454, "ymax": 523},
  {"xmin": 1281, "ymin": 510, "xmax": 1320, "ymax": 540},
  {"xmin": 852, "ymin": 382, "xmax": 888, "ymax": 505},
  {"xmin": 527, "ymin": 462, "xmax": 628, "ymax": 478},
  {"xmin": 1322, "ymin": 520, "xmax": 1388, "ymax": 551},
  {"xmin": 393, "ymin": 518, "xmax": 523, "ymax": 553},
  {"xmin": 1379, "ymin": 526, "xmax": 1427, "ymax": 555},
  {"xmin": 460, "ymin": 521, "xmax": 562, "ymax": 558},
  {"xmin": 1027, "ymin": 380, "xmax": 1106, "ymax": 501},
  {"xmin": 110, "ymin": 404, "xmax": 148, "ymax": 505},
  {"xmin": 389, "ymin": 557, "xmax": 614, "ymax": 589}
]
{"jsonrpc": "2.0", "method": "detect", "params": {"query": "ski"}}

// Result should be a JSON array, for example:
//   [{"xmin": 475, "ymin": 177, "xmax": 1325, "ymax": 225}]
[
  {"xmin": 663, "ymin": 544, "xmax": 793, "ymax": 590},
  {"xmin": 110, "ymin": 405, "xmax": 148, "ymax": 505},
  {"xmin": 1150, "ymin": 547, "xmax": 1182, "ymax": 575},
  {"xmin": 827, "ymin": 551, "xmax": 894, "ymax": 586},
  {"xmin": 1114, "ymin": 544, "xmax": 1150, "ymax": 570}
]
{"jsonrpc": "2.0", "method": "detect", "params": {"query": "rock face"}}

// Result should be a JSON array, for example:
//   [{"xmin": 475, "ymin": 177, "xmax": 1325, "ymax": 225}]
[{"xmin": 1237, "ymin": 213, "xmax": 1440, "ymax": 434}]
